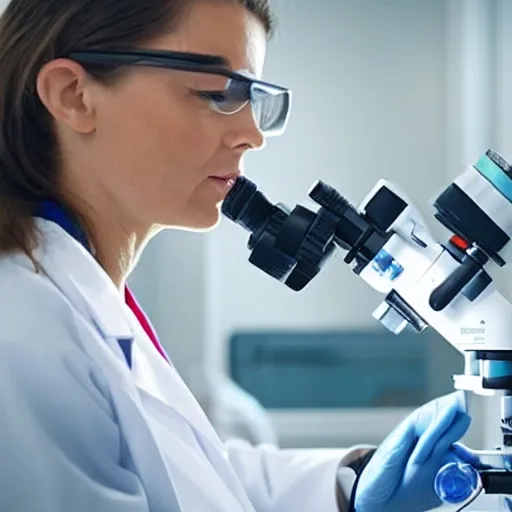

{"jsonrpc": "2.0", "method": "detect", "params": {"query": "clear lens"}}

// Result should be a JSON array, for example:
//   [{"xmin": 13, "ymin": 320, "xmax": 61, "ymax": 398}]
[
  {"xmin": 209, "ymin": 79, "xmax": 250, "ymax": 115},
  {"xmin": 252, "ymin": 86, "xmax": 291, "ymax": 136},
  {"xmin": 208, "ymin": 75, "xmax": 291, "ymax": 137}
]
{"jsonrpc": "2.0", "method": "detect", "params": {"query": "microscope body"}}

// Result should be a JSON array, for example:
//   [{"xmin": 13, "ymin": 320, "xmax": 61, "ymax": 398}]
[
  {"xmin": 221, "ymin": 149, "xmax": 512, "ymax": 498},
  {"xmin": 356, "ymin": 168, "xmax": 512, "ymax": 395}
]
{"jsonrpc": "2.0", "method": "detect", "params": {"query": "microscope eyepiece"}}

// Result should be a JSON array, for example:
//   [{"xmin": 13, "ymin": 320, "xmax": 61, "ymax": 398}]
[
  {"xmin": 222, "ymin": 175, "xmax": 390, "ymax": 289},
  {"xmin": 221, "ymin": 176, "xmax": 276, "ymax": 234},
  {"xmin": 221, "ymin": 175, "xmax": 254, "ymax": 222}
]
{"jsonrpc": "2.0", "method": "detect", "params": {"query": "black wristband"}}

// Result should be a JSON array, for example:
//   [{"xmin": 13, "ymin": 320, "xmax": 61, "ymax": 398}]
[{"xmin": 347, "ymin": 448, "xmax": 377, "ymax": 512}]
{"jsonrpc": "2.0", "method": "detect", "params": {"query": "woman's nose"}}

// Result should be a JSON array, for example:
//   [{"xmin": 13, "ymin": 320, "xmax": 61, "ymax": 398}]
[{"xmin": 223, "ymin": 103, "xmax": 265, "ymax": 151}]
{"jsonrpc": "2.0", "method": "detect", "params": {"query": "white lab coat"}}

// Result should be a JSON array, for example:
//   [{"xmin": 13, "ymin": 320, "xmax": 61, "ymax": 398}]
[
  {"xmin": 0, "ymin": 219, "xmax": 361, "ymax": 511},
  {"xmin": 183, "ymin": 363, "xmax": 279, "ymax": 445}
]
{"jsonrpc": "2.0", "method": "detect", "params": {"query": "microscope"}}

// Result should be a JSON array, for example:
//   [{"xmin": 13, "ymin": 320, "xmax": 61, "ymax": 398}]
[{"xmin": 221, "ymin": 149, "xmax": 512, "ymax": 503}]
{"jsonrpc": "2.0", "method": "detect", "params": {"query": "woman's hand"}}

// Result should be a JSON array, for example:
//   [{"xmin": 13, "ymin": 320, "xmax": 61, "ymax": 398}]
[{"xmin": 353, "ymin": 391, "xmax": 481, "ymax": 512}]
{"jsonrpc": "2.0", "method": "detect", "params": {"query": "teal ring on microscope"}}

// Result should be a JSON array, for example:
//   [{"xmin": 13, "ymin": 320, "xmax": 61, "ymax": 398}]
[
  {"xmin": 485, "ymin": 360, "xmax": 512, "ymax": 378},
  {"xmin": 475, "ymin": 155, "xmax": 512, "ymax": 203}
]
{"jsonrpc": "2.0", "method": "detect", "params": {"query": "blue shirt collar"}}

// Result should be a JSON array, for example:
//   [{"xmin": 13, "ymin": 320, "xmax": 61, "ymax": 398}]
[{"xmin": 34, "ymin": 199, "xmax": 91, "ymax": 251}]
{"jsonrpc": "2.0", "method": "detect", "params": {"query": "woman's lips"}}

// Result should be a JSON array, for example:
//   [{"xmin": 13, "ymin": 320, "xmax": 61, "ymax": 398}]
[{"xmin": 208, "ymin": 175, "xmax": 239, "ymax": 196}]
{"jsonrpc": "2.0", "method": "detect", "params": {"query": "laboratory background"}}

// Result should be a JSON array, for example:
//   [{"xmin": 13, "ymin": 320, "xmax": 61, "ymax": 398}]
[
  {"xmin": 128, "ymin": 0, "xmax": 512, "ymax": 455},
  {"xmin": 7, "ymin": 0, "xmax": 507, "ymax": 465}
]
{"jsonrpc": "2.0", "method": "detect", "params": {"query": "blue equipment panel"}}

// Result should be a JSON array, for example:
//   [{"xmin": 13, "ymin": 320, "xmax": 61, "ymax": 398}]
[{"xmin": 229, "ymin": 330, "xmax": 454, "ymax": 409}]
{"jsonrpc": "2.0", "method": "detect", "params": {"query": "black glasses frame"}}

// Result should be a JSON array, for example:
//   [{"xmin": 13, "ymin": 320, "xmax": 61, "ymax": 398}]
[{"xmin": 66, "ymin": 48, "xmax": 289, "ymax": 96}]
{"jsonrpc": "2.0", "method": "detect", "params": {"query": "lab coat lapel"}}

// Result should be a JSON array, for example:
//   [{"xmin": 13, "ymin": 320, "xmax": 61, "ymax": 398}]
[
  {"xmin": 128, "ymin": 307, "xmax": 226, "ymax": 450},
  {"xmin": 127, "ymin": 314, "xmax": 253, "ymax": 509}
]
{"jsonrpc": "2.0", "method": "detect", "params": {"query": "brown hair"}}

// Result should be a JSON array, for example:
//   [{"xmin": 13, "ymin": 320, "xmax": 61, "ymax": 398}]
[{"xmin": 0, "ymin": 0, "xmax": 274, "ymax": 259}]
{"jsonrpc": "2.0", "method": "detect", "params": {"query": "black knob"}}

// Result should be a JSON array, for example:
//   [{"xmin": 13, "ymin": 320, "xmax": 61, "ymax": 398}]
[
  {"xmin": 249, "ymin": 234, "xmax": 296, "ymax": 282},
  {"xmin": 429, "ymin": 256, "xmax": 481, "ymax": 311},
  {"xmin": 308, "ymin": 180, "xmax": 353, "ymax": 217}
]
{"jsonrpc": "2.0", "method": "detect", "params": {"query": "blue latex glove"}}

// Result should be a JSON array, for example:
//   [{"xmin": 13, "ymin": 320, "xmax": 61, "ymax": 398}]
[{"xmin": 354, "ymin": 391, "xmax": 482, "ymax": 512}]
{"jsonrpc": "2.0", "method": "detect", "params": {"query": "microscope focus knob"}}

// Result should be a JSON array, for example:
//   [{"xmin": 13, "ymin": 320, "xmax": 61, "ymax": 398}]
[
  {"xmin": 308, "ymin": 180, "xmax": 353, "ymax": 217},
  {"xmin": 373, "ymin": 290, "xmax": 428, "ymax": 334},
  {"xmin": 373, "ymin": 301, "xmax": 409, "ymax": 334}
]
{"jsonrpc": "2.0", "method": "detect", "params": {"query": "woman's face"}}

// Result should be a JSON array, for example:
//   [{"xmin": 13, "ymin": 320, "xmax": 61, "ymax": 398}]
[{"xmin": 43, "ymin": 2, "xmax": 268, "ymax": 233}]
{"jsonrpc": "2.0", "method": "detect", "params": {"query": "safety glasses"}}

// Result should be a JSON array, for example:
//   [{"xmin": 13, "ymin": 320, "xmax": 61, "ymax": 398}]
[{"xmin": 66, "ymin": 49, "xmax": 291, "ymax": 137}]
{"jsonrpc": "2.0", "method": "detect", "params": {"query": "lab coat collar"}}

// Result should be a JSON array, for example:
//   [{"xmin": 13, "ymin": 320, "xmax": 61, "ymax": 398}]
[
  {"xmin": 33, "ymin": 218, "xmax": 133, "ymax": 340},
  {"xmin": 35, "ymin": 200, "xmax": 168, "ymax": 364}
]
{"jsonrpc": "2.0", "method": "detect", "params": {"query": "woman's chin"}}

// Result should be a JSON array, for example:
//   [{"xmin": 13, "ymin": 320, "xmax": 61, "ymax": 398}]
[{"xmin": 173, "ymin": 207, "xmax": 222, "ymax": 232}]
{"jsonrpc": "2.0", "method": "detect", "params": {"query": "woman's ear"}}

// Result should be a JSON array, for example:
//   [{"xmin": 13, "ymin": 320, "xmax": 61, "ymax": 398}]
[{"xmin": 36, "ymin": 59, "xmax": 97, "ymax": 134}]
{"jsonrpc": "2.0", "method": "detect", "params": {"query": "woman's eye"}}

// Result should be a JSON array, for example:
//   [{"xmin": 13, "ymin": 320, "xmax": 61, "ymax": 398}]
[
  {"xmin": 191, "ymin": 88, "xmax": 249, "ymax": 115},
  {"xmin": 194, "ymin": 90, "xmax": 229, "ymax": 104}
]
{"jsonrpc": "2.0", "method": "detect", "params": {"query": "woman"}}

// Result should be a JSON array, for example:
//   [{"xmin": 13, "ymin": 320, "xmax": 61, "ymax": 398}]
[{"xmin": 0, "ymin": 0, "xmax": 482, "ymax": 511}]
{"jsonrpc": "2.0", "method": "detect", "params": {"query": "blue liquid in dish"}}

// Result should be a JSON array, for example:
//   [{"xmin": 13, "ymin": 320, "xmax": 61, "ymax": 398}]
[{"xmin": 434, "ymin": 462, "xmax": 481, "ymax": 505}]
